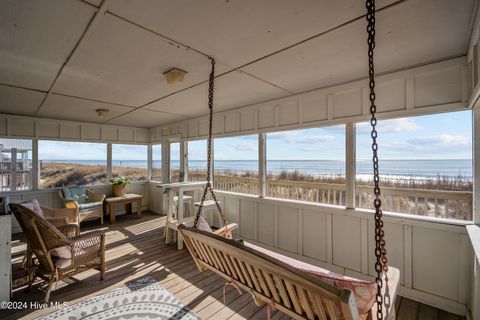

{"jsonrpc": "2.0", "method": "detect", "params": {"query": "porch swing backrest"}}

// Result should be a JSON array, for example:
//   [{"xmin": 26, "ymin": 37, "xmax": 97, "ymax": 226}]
[{"xmin": 179, "ymin": 225, "xmax": 399, "ymax": 320}]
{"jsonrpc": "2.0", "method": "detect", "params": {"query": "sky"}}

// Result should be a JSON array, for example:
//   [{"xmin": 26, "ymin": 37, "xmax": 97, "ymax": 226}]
[{"xmin": 37, "ymin": 110, "xmax": 472, "ymax": 161}]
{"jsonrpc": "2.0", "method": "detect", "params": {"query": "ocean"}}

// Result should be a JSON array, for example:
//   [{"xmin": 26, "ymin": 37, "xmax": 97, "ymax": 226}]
[{"xmin": 41, "ymin": 159, "xmax": 473, "ymax": 180}]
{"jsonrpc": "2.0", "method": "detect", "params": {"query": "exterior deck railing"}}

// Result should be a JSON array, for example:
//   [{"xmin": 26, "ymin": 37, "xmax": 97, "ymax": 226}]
[{"xmin": 190, "ymin": 173, "xmax": 472, "ymax": 220}]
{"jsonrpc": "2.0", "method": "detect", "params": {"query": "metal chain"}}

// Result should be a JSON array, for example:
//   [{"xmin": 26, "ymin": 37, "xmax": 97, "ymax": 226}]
[
  {"xmin": 366, "ymin": 1, "xmax": 390, "ymax": 319},
  {"xmin": 194, "ymin": 58, "xmax": 229, "ymax": 229}
]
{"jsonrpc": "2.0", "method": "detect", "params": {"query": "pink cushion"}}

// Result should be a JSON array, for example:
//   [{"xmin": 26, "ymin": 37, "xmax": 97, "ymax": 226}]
[
  {"xmin": 244, "ymin": 242, "xmax": 377, "ymax": 316},
  {"xmin": 196, "ymin": 216, "xmax": 212, "ymax": 233},
  {"xmin": 51, "ymin": 246, "xmax": 73, "ymax": 269},
  {"xmin": 20, "ymin": 199, "xmax": 44, "ymax": 218},
  {"xmin": 53, "ymin": 258, "xmax": 72, "ymax": 268},
  {"xmin": 51, "ymin": 246, "xmax": 72, "ymax": 259}
]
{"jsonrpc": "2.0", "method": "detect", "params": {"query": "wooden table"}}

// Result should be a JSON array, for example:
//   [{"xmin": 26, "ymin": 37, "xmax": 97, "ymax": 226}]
[
  {"xmin": 105, "ymin": 194, "xmax": 143, "ymax": 224},
  {"xmin": 157, "ymin": 181, "xmax": 206, "ymax": 250}
]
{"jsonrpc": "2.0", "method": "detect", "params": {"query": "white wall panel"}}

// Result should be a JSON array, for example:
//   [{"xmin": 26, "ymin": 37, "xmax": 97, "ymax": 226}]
[
  {"xmin": 278, "ymin": 206, "xmax": 298, "ymax": 254},
  {"xmin": 0, "ymin": 117, "xmax": 6, "ymax": 135},
  {"xmin": 257, "ymin": 203, "xmax": 275, "ymax": 246},
  {"xmin": 302, "ymin": 95, "xmax": 328, "ymax": 123},
  {"xmin": 82, "ymin": 125, "xmax": 101, "ymax": 141},
  {"xmin": 332, "ymin": 214, "xmax": 362, "ymax": 271},
  {"xmin": 240, "ymin": 109, "xmax": 256, "ymax": 131},
  {"xmin": 101, "ymin": 127, "xmax": 118, "ymax": 141},
  {"xmin": 224, "ymin": 113, "xmax": 238, "ymax": 133},
  {"xmin": 258, "ymin": 106, "xmax": 275, "ymax": 129},
  {"xmin": 60, "ymin": 124, "xmax": 81, "ymax": 140},
  {"xmin": 198, "ymin": 118, "xmax": 209, "ymax": 136},
  {"xmin": 412, "ymin": 226, "xmax": 460, "ymax": 300},
  {"xmin": 135, "ymin": 129, "xmax": 148, "ymax": 143},
  {"xmin": 240, "ymin": 200, "xmax": 256, "ymax": 240},
  {"xmin": 302, "ymin": 209, "xmax": 328, "ymax": 261},
  {"xmin": 277, "ymin": 102, "xmax": 299, "ymax": 126},
  {"xmin": 333, "ymin": 88, "xmax": 362, "ymax": 119},
  {"xmin": 225, "ymin": 197, "xmax": 240, "ymax": 237},
  {"xmin": 9, "ymin": 118, "xmax": 35, "ymax": 137},
  {"xmin": 376, "ymin": 78, "xmax": 406, "ymax": 113},
  {"xmin": 36, "ymin": 122, "xmax": 60, "ymax": 139},
  {"xmin": 118, "ymin": 128, "xmax": 134, "ymax": 142},
  {"xmin": 414, "ymin": 66, "xmax": 462, "ymax": 107},
  {"xmin": 187, "ymin": 121, "xmax": 198, "ymax": 138}
]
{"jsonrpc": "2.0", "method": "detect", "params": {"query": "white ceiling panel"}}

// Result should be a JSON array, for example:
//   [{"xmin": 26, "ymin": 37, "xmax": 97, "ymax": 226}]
[
  {"xmin": 241, "ymin": 0, "xmax": 474, "ymax": 93},
  {"xmin": 0, "ymin": 0, "xmax": 95, "ymax": 90},
  {"xmin": 107, "ymin": 0, "xmax": 397, "ymax": 69},
  {"xmin": 145, "ymin": 70, "xmax": 290, "ymax": 117},
  {"xmin": 106, "ymin": 109, "xmax": 187, "ymax": 127},
  {"xmin": 54, "ymin": 13, "xmax": 227, "ymax": 107},
  {"xmin": 37, "ymin": 94, "xmax": 135, "ymax": 124},
  {"xmin": 0, "ymin": 85, "xmax": 45, "ymax": 116}
]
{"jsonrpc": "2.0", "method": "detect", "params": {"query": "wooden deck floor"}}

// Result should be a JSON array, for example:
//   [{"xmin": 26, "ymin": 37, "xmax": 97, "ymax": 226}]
[{"xmin": 2, "ymin": 212, "xmax": 464, "ymax": 320}]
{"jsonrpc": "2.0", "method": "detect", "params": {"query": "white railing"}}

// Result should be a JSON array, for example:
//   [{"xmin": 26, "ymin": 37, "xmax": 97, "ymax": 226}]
[{"xmin": 190, "ymin": 173, "xmax": 473, "ymax": 220}]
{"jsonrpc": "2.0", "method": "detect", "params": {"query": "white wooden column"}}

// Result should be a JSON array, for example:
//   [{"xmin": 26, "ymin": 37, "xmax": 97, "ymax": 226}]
[
  {"xmin": 346, "ymin": 123, "xmax": 356, "ymax": 209},
  {"xmin": 259, "ymin": 133, "xmax": 267, "ymax": 197},
  {"xmin": 147, "ymin": 144, "xmax": 153, "ymax": 181},
  {"xmin": 180, "ymin": 140, "xmax": 187, "ymax": 182},
  {"xmin": 10, "ymin": 148, "xmax": 17, "ymax": 191},
  {"xmin": 162, "ymin": 140, "xmax": 170, "ymax": 182},
  {"xmin": 32, "ymin": 139, "xmax": 39, "ymax": 190},
  {"xmin": 474, "ymin": 108, "xmax": 480, "ymax": 224},
  {"xmin": 106, "ymin": 143, "xmax": 112, "ymax": 180},
  {"xmin": 210, "ymin": 139, "xmax": 215, "ymax": 185}
]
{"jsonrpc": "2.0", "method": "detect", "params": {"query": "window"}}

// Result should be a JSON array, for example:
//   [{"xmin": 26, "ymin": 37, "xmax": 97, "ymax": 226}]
[
  {"xmin": 214, "ymin": 134, "xmax": 259, "ymax": 195},
  {"xmin": 0, "ymin": 138, "xmax": 32, "ymax": 191},
  {"xmin": 266, "ymin": 125, "xmax": 346, "ymax": 205},
  {"xmin": 187, "ymin": 139, "xmax": 207, "ymax": 181},
  {"xmin": 355, "ymin": 111, "xmax": 472, "ymax": 220},
  {"xmin": 152, "ymin": 144, "xmax": 162, "ymax": 181},
  {"xmin": 170, "ymin": 142, "xmax": 180, "ymax": 182},
  {"xmin": 112, "ymin": 144, "xmax": 148, "ymax": 181},
  {"xmin": 39, "ymin": 141, "xmax": 106, "ymax": 189}
]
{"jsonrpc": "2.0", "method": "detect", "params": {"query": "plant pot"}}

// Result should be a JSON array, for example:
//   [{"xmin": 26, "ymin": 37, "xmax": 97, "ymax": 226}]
[{"xmin": 113, "ymin": 183, "xmax": 127, "ymax": 197}]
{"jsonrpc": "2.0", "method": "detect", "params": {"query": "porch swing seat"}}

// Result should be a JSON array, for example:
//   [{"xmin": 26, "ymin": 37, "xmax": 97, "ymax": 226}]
[{"xmin": 179, "ymin": 225, "xmax": 400, "ymax": 320}]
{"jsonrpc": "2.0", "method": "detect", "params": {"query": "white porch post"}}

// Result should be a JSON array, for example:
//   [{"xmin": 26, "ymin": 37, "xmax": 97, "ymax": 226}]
[
  {"xmin": 474, "ymin": 108, "xmax": 480, "ymax": 224},
  {"xmin": 180, "ymin": 140, "xmax": 187, "ymax": 182},
  {"xmin": 346, "ymin": 123, "xmax": 356, "ymax": 209},
  {"xmin": 10, "ymin": 148, "xmax": 17, "ymax": 191},
  {"xmin": 147, "ymin": 144, "xmax": 153, "ymax": 181},
  {"xmin": 107, "ymin": 143, "xmax": 112, "ymax": 180},
  {"xmin": 163, "ymin": 141, "xmax": 170, "ymax": 182},
  {"xmin": 259, "ymin": 133, "xmax": 267, "ymax": 197},
  {"xmin": 32, "ymin": 139, "xmax": 39, "ymax": 190}
]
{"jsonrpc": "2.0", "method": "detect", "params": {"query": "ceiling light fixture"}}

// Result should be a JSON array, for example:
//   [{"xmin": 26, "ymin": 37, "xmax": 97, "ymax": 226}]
[
  {"xmin": 96, "ymin": 108, "xmax": 110, "ymax": 118},
  {"xmin": 164, "ymin": 68, "xmax": 187, "ymax": 84}
]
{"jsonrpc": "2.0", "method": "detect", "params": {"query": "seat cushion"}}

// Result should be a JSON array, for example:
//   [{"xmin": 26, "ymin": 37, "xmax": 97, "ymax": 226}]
[
  {"xmin": 78, "ymin": 201, "xmax": 102, "ymax": 212},
  {"xmin": 244, "ymin": 242, "xmax": 377, "ymax": 317},
  {"xmin": 63, "ymin": 187, "xmax": 87, "ymax": 204},
  {"xmin": 19, "ymin": 199, "xmax": 44, "ymax": 218}
]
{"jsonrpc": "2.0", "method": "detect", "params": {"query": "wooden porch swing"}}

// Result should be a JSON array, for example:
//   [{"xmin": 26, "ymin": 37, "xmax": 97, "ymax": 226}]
[{"xmin": 179, "ymin": 1, "xmax": 400, "ymax": 319}]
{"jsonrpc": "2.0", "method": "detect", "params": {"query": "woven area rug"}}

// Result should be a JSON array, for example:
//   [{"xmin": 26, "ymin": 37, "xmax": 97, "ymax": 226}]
[{"xmin": 40, "ymin": 276, "xmax": 202, "ymax": 320}]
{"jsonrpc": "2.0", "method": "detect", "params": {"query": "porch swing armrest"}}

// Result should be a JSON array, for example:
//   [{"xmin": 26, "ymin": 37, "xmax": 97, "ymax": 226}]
[
  {"xmin": 367, "ymin": 266, "xmax": 401, "ymax": 320},
  {"xmin": 213, "ymin": 223, "xmax": 238, "ymax": 235}
]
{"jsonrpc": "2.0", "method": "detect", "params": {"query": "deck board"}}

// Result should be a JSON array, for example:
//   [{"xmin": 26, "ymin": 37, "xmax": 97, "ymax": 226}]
[{"xmin": 2, "ymin": 212, "xmax": 464, "ymax": 320}]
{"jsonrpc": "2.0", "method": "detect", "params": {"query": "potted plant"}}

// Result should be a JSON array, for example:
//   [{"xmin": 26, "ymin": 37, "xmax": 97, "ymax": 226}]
[{"xmin": 110, "ymin": 176, "xmax": 130, "ymax": 197}]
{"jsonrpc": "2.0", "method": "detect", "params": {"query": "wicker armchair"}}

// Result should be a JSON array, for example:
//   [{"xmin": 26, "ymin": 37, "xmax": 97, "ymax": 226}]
[
  {"xmin": 59, "ymin": 188, "xmax": 106, "ymax": 224},
  {"xmin": 10, "ymin": 203, "xmax": 106, "ymax": 303},
  {"xmin": 19, "ymin": 204, "xmax": 78, "ymax": 269}
]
